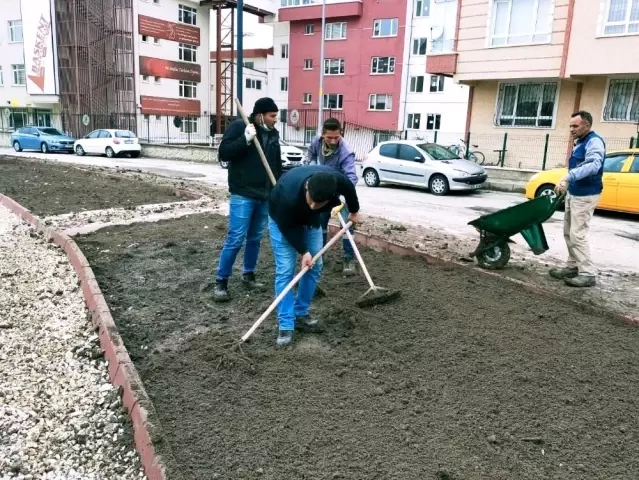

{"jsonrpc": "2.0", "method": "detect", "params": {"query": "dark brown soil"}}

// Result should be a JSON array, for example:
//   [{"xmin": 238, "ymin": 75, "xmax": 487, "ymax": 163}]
[
  {"xmin": 77, "ymin": 214, "xmax": 639, "ymax": 480},
  {"xmin": 0, "ymin": 156, "xmax": 184, "ymax": 216}
]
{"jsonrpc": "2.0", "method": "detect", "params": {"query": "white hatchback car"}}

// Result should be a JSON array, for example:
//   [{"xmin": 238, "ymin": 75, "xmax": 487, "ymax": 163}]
[
  {"xmin": 361, "ymin": 140, "xmax": 488, "ymax": 196},
  {"xmin": 74, "ymin": 129, "xmax": 141, "ymax": 158}
]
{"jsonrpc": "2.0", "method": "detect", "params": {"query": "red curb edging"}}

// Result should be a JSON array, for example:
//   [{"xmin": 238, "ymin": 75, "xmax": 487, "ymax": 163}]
[
  {"xmin": 0, "ymin": 194, "xmax": 170, "ymax": 480},
  {"xmin": 329, "ymin": 224, "xmax": 639, "ymax": 328}
]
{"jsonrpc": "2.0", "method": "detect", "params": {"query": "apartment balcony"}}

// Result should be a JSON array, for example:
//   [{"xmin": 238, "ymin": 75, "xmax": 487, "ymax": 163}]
[
  {"xmin": 425, "ymin": 39, "xmax": 456, "ymax": 76},
  {"xmin": 278, "ymin": 0, "xmax": 362, "ymax": 22}
]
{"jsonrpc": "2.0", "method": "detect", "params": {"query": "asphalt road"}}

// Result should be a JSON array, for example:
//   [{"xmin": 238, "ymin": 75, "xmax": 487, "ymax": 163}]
[{"xmin": 3, "ymin": 148, "xmax": 638, "ymax": 273}]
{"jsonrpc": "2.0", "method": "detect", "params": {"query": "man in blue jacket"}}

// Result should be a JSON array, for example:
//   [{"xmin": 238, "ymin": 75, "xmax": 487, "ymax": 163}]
[
  {"xmin": 550, "ymin": 110, "xmax": 605, "ymax": 288},
  {"xmin": 213, "ymin": 97, "xmax": 283, "ymax": 301},
  {"xmin": 306, "ymin": 118, "xmax": 359, "ymax": 274},
  {"xmin": 269, "ymin": 165, "xmax": 361, "ymax": 347}
]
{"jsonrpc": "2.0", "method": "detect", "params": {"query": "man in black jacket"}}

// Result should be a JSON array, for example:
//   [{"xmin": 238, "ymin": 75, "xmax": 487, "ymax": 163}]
[
  {"xmin": 268, "ymin": 165, "xmax": 361, "ymax": 346},
  {"xmin": 214, "ymin": 97, "xmax": 283, "ymax": 301}
]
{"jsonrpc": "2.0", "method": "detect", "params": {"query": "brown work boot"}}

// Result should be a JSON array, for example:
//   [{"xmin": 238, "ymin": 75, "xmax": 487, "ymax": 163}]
[
  {"xmin": 564, "ymin": 275, "xmax": 596, "ymax": 288},
  {"xmin": 549, "ymin": 267, "xmax": 578, "ymax": 280}
]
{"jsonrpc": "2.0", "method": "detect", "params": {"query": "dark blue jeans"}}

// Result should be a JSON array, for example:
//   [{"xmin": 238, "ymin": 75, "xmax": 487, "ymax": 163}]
[
  {"xmin": 216, "ymin": 194, "xmax": 269, "ymax": 280},
  {"xmin": 319, "ymin": 205, "xmax": 354, "ymax": 261}
]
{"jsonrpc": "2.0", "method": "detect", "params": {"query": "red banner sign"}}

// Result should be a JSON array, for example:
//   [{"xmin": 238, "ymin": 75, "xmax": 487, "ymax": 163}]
[
  {"xmin": 139, "ymin": 56, "xmax": 201, "ymax": 82},
  {"xmin": 138, "ymin": 15, "xmax": 201, "ymax": 46},
  {"xmin": 140, "ymin": 96, "xmax": 201, "ymax": 116}
]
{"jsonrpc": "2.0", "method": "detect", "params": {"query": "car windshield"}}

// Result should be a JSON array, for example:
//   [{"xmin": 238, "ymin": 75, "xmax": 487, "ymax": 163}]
[
  {"xmin": 418, "ymin": 143, "xmax": 461, "ymax": 161},
  {"xmin": 115, "ymin": 131, "xmax": 136, "ymax": 138},
  {"xmin": 38, "ymin": 128, "xmax": 63, "ymax": 136}
]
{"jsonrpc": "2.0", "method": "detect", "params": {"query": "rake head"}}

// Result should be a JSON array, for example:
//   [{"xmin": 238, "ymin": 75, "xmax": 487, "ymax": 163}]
[{"xmin": 355, "ymin": 286, "xmax": 401, "ymax": 309}]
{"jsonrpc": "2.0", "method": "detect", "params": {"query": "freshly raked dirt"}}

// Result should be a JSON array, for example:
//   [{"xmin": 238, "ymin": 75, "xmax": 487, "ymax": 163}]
[{"xmin": 77, "ymin": 213, "xmax": 639, "ymax": 480}]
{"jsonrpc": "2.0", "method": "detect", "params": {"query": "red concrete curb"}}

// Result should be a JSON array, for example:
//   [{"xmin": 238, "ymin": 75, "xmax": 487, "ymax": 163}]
[
  {"xmin": 0, "ymin": 194, "xmax": 169, "ymax": 480},
  {"xmin": 329, "ymin": 224, "xmax": 639, "ymax": 328}
]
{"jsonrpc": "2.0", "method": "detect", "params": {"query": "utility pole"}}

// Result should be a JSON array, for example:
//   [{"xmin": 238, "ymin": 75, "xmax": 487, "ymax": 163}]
[
  {"xmin": 317, "ymin": 0, "xmax": 326, "ymax": 129},
  {"xmin": 237, "ymin": 0, "xmax": 244, "ymax": 108}
]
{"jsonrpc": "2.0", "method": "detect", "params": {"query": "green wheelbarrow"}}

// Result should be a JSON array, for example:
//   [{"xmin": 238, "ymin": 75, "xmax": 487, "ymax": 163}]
[{"xmin": 468, "ymin": 194, "xmax": 564, "ymax": 270}]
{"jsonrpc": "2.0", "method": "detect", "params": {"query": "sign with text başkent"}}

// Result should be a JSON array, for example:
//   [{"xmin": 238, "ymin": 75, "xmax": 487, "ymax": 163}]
[{"xmin": 21, "ymin": 0, "xmax": 57, "ymax": 95}]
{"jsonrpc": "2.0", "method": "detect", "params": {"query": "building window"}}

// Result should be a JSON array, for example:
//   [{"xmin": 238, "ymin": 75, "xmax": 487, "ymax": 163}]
[
  {"xmin": 430, "ymin": 75, "xmax": 445, "ymax": 92},
  {"xmin": 373, "ymin": 19, "xmax": 398, "ymax": 37},
  {"xmin": 178, "ymin": 4, "xmax": 197, "ymax": 25},
  {"xmin": 179, "ymin": 80, "xmax": 197, "ymax": 98},
  {"xmin": 603, "ymin": 78, "xmax": 639, "ymax": 121},
  {"xmin": 305, "ymin": 127, "xmax": 317, "ymax": 144},
  {"xmin": 8, "ymin": 20, "xmax": 23, "ymax": 43},
  {"xmin": 244, "ymin": 61, "xmax": 255, "ymax": 69},
  {"xmin": 154, "ymin": 76, "xmax": 161, "ymax": 84},
  {"xmin": 495, "ymin": 82, "xmax": 558, "ymax": 128},
  {"xmin": 412, "ymin": 37, "xmax": 427, "ymax": 55},
  {"xmin": 142, "ymin": 35, "xmax": 149, "ymax": 43},
  {"xmin": 603, "ymin": 0, "xmax": 639, "ymax": 35},
  {"xmin": 426, "ymin": 114, "xmax": 441, "ymax": 130},
  {"xmin": 324, "ymin": 58, "xmax": 345, "ymax": 75},
  {"xmin": 371, "ymin": 56, "xmax": 395, "ymax": 74},
  {"xmin": 323, "ymin": 94, "xmax": 344, "ymax": 109},
  {"xmin": 0, "ymin": 67, "xmax": 3, "ymax": 86},
  {"xmin": 12, "ymin": 64, "xmax": 26, "ymax": 86},
  {"xmin": 305, "ymin": 24, "xmax": 314, "ymax": 34},
  {"xmin": 303, "ymin": 93, "xmax": 312, "ymax": 104},
  {"xmin": 407, "ymin": 113, "xmax": 421, "ymax": 129},
  {"xmin": 246, "ymin": 78, "xmax": 262, "ymax": 90},
  {"xmin": 280, "ymin": 77, "xmax": 288, "ymax": 92},
  {"xmin": 409, "ymin": 76, "xmax": 424, "ymax": 93},
  {"xmin": 490, "ymin": 0, "xmax": 553, "ymax": 46},
  {"xmin": 325, "ymin": 22, "xmax": 347, "ymax": 40},
  {"xmin": 142, "ymin": 75, "xmax": 149, "ymax": 83},
  {"xmin": 369, "ymin": 94, "xmax": 392, "ymax": 111},
  {"xmin": 116, "ymin": 76, "xmax": 134, "ymax": 92},
  {"xmin": 179, "ymin": 43, "xmax": 197, "ymax": 63},
  {"xmin": 153, "ymin": 37, "xmax": 160, "ymax": 45},
  {"xmin": 281, "ymin": 43, "xmax": 289, "ymax": 59},
  {"xmin": 415, "ymin": 0, "xmax": 430, "ymax": 17},
  {"xmin": 304, "ymin": 59, "xmax": 313, "ymax": 70},
  {"xmin": 180, "ymin": 117, "xmax": 198, "ymax": 134}
]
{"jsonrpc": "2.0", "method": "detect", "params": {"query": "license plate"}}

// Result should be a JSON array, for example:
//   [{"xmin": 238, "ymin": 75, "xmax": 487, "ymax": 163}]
[
  {"xmin": 125, "ymin": 140, "xmax": 134, "ymax": 144},
  {"xmin": 471, "ymin": 183, "xmax": 484, "ymax": 189}
]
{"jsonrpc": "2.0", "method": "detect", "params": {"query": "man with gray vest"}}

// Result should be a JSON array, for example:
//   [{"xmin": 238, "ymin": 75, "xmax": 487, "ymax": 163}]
[{"xmin": 550, "ymin": 110, "xmax": 605, "ymax": 288}]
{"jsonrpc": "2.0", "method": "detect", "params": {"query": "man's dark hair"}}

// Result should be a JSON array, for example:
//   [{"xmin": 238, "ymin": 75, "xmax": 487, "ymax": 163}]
[
  {"xmin": 307, "ymin": 172, "xmax": 337, "ymax": 202},
  {"xmin": 571, "ymin": 110, "xmax": 593, "ymax": 126},
  {"xmin": 322, "ymin": 117, "xmax": 342, "ymax": 133}
]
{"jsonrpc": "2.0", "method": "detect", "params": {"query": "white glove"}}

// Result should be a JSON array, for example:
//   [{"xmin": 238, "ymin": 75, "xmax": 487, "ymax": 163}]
[{"xmin": 244, "ymin": 124, "xmax": 257, "ymax": 144}]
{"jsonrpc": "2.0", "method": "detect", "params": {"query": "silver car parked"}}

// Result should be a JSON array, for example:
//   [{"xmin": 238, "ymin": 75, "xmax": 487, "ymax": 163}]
[{"xmin": 361, "ymin": 140, "xmax": 488, "ymax": 196}]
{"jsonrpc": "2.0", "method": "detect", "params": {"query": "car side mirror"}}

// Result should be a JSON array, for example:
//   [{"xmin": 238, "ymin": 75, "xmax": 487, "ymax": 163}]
[
  {"xmin": 415, "ymin": 156, "xmax": 424, "ymax": 163},
  {"xmin": 34, "ymin": 132, "xmax": 40, "ymax": 137}
]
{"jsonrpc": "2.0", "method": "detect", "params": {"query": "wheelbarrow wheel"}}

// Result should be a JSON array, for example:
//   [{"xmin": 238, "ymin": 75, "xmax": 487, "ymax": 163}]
[{"xmin": 476, "ymin": 242, "xmax": 511, "ymax": 270}]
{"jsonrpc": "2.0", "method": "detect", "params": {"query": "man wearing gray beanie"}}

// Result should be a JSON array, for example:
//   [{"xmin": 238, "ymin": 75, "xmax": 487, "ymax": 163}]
[{"xmin": 213, "ymin": 97, "xmax": 283, "ymax": 301}]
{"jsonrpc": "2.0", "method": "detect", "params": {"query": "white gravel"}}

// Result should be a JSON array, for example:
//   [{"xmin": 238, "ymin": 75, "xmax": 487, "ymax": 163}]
[{"xmin": 0, "ymin": 205, "xmax": 145, "ymax": 480}]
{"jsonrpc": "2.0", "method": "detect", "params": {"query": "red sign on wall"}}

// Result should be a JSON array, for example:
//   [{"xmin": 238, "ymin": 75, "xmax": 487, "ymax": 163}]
[
  {"xmin": 138, "ymin": 15, "xmax": 200, "ymax": 46},
  {"xmin": 140, "ymin": 96, "xmax": 201, "ymax": 116},
  {"xmin": 139, "ymin": 56, "xmax": 201, "ymax": 82}
]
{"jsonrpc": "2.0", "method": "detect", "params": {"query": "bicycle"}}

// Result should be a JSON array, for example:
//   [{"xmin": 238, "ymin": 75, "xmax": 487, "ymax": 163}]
[{"xmin": 448, "ymin": 138, "xmax": 486, "ymax": 165}]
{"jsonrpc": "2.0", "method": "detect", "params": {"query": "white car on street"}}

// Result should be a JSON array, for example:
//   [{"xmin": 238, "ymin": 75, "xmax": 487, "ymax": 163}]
[
  {"xmin": 361, "ymin": 140, "xmax": 488, "ymax": 196},
  {"xmin": 218, "ymin": 138, "xmax": 304, "ymax": 170},
  {"xmin": 74, "ymin": 129, "xmax": 141, "ymax": 158}
]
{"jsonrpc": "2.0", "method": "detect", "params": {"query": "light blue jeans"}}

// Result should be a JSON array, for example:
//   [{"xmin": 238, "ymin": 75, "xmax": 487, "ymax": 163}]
[
  {"xmin": 268, "ymin": 217, "xmax": 324, "ymax": 331},
  {"xmin": 216, "ymin": 194, "xmax": 269, "ymax": 280}
]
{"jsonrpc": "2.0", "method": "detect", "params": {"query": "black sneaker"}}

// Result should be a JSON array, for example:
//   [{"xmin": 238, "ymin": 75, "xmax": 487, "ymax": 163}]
[
  {"xmin": 295, "ymin": 314, "xmax": 320, "ymax": 333},
  {"xmin": 242, "ymin": 272, "xmax": 265, "ymax": 291},
  {"xmin": 276, "ymin": 330, "xmax": 294, "ymax": 347},
  {"xmin": 213, "ymin": 279, "xmax": 230, "ymax": 302}
]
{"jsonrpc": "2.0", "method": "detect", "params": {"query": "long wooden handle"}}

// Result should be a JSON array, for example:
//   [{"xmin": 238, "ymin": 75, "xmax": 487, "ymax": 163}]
[
  {"xmin": 240, "ymin": 220, "xmax": 353, "ymax": 343},
  {"xmin": 234, "ymin": 97, "xmax": 277, "ymax": 187},
  {"xmin": 336, "ymin": 213, "xmax": 376, "ymax": 290}
]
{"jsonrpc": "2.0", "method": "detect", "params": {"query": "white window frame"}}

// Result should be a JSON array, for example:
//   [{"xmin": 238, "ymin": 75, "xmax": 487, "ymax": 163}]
[
  {"xmin": 303, "ymin": 93, "xmax": 312, "ymax": 104},
  {"xmin": 305, "ymin": 24, "xmax": 314, "ymax": 35},
  {"xmin": 0, "ymin": 67, "xmax": 3, "ymax": 87},
  {"xmin": 487, "ymin": 0, "xmax": 554, "ymax": 47},
  {"xmin": 602, "ymin": 78, "xmax": 639, "ymax": 122},
  {"xmin": 369, "ymin": 94, "xmax": 393, "ymax": 111},
  {"xmin": 409, "ymin": 76, "xmax": 424, "ymax": 93},
  {"xmin": 324, "ymin": 58, "xmax": 345, "ymax": 75},
  {"xmin": 325, "ymin": 22, "xmax": 347, "ymax": 40},
  {"xmin": 12, "ymin": 64, "xmax": 26, "ymax": 86},
  {"xmin": 426, "ymin": 114, "xmax": 441, "ymax": 131},
  {"xmin": 280, "ymin": 77, "xmax": 289, "ymax": 92},
  {"xmin": 179, "ymin": 80, "xmax": 197, "ymax": 98},
  {"xmin": 414, "ymin": 0, "xmax": 431, "ymax": 17},
  {"xmin": 179, "ymin": 43, "xmax": 197, "ymax": 63},
  {"xmin": 322, "ymin": 94, "xmax": 344, "ymax": 110},
  {"xmin": 142, "ymin": 75, "xmax": 149, "ymax": 83},
  {"xmin": 178, "ymin": 4, "xmax": 197, "ymax": 25},
  {"xmin": 246, "ymin": 78, "xmax": 262, "ymax": 90},
  {"xmin": 180, "ymin": 117, "xmax": 198, "ymax": 134},
  {"xmin": 304, "ymin": 59, "xmax": 313, "ymax": 70},
  {"xmin": 281, "ymin": 43, "xmax": 289, "ymax": 59},
  {"xmin": 154, "ymin": 76, "xmax": 161, "ymax": 84},
  {"xmin": 600, "ymin": 0, "xmax": 639, "ymax": 36},
  {"xmin": 371, "ymin": 56, "xmax": 396, "ymax": 74},
  {"xmin": 493, "ymin": 81, "xmax": 560, "ymax": 128},
  {"xmin": 373, "ymin": 19, "xmax": 398, "ymax": 38},
  {"xmin": 412, "ymin": 37, "xmax": 427, "ymax": 55},
  {"xmin": 430, "ymin": 75, "xmax": 445, "ymax": 93},
  {"xmin": 142, "ymin": 35, "xmax": 149, "ymax": 43},
  {"xmin": 407, "ymin": 113, "xmax": 421, "ymax": 130},
  {"xmin": 153, "ymin": 37, "xmax": 161, "ymax": 45},
  {"xmin": 8, "ymin": 20, "xmax": 23, "ymax": 43},
  {"xmin": 305, "ymin": 127, "xmax": 317, "ymax": 144}
]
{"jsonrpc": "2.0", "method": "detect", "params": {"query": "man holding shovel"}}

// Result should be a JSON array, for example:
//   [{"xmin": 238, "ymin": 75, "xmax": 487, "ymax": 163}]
[
  {"xmin": 307, "ymin": 118, "xmax": 359, "ymax": 274},
  {"xmin": 269, "ymin": 165, "xmax": 361, "ymax": 347},
  {"xmin": 213, "ymin": 97, "xmax": 283, "ymax": 301}
]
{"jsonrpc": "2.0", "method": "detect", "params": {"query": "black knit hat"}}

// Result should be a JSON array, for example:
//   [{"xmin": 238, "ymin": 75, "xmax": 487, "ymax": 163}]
[{"xmin": 253, "ymin": 97, "xmax": 279, "ymax": 115}]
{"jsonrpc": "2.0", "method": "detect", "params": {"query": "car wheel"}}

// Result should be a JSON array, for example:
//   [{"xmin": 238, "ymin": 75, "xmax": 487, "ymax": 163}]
[
  {"xmin": 41, "ymin": 143, "xmax": 49, "ymax": 154},
  {"xmin": 219, "ymin": 159, "xmax": 229, "ymax": 169},
  {"xmin": 75, "ymin": 145, "xmax": 85, "ymax": 156},
  {"xmin": 363, "ymin": 168, "xmax": 380, "ymax": 187},
  {"xmin": 105, "ymin": 147, "xmax": 115, "ymax": 158},
  {"xmin": 535, "ymin": 183, "xmax": 564, "ymax": 210},
  {"xmin": 13, "ymin": 141, "xmax": 22, "ymax": 152},
  {"xmin": 429, "ymin": 174, "xmax": 450, "ymax": 196},
  {"xmin": 476, "ymin": 242, "xmax": 511, "ymax": 270}
]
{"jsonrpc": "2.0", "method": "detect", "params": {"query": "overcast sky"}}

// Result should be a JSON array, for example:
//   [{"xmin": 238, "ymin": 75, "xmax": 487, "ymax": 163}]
[{"xmin": 209, "ymin": 12, "xmax": 274, "ymax": 50}]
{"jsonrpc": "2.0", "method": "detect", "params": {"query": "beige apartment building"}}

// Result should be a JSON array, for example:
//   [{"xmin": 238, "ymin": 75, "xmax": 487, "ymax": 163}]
[{"xmin": 428, "ymin": 0, "xmax": 639, "ymax": 169}]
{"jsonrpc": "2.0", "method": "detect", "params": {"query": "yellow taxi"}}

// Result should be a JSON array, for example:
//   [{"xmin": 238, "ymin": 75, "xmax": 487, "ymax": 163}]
[{"xmin": 524, "ymin": 149, "xmax": 639, "ymax": 214}]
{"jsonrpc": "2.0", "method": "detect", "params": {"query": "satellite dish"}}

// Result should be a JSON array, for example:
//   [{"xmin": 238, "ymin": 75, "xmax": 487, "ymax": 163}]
[{"xmin": 430, "ymin": 25, "xmax": 444, "ymax": 41}]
